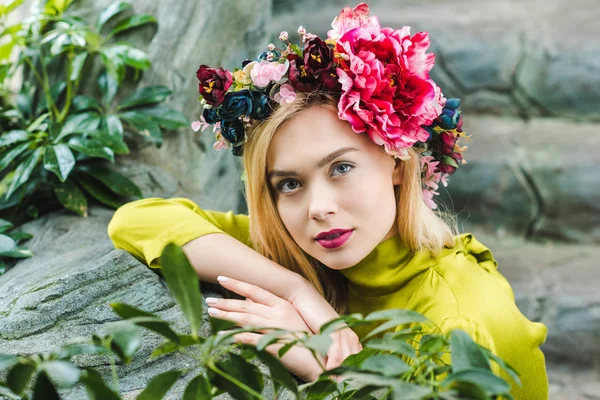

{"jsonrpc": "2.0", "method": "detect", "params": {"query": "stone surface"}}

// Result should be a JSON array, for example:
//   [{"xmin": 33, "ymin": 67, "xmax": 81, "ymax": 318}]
[{"xmin": 0, "ymin": 207, "xmax": 282, "ymax": 399}]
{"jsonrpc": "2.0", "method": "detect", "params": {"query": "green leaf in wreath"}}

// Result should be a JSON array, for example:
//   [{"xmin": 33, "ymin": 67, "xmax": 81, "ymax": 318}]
[
  {"xmin": 0, "ymin": 130, "xmax": 28, "ymax": 147},
  {"xmin": 443, "ymin": 155, "xmax": 459, "ymax": 168},
  {"xmin": 6, "ymin": 146, "xmax": 42, "ymax": 199},
  {"xmin": 78, "ymin": 164, "xmax": 142, "ymax": 198},
  {"xmin": 159, "ymin": 243, "xmax": 204, "ymax": 339},
  {"xmin": 96, "ymin": 1, "xmax": 132, "ymax": 31},
  {"xmin": 135, "ymin": 370, "xmax": 182, "ymax": 400},
  {"xmin": 54, "ymin": 179, "xmax": 88, "ymax": 216},
  {"xmin": 110, "ymin": 14, "xmax": 157, "ymax": 37},
  {"xmin": 119, "ymin": 86, "xmax": 171, "ymax": 109},
  {"xmin": 44, "ymin": 144, "xmax": 76, "ymax": 182}
]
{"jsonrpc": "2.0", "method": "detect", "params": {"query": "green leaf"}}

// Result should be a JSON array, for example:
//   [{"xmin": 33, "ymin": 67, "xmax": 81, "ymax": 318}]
[
  {"xmin": 365, "ymin": 338, "xmax": 416, "ymax": 358},
  {"xmin": 182, "ymin": 374, "xmax": 213, "ymax": 400},
  {"xmin": 52, "ymin": 343, "xmax": 110, "ymax": 359},
  {"xmin": 98, "ymin": 115, "xmax": 129, "ymax": 154},
  {"xmin": 119, "ymin": 86, "xmax": 171, "ymax": 109},
  {"xmin": 77, "ymin": 164, "xmax": 142, "ymax": 197},
  {"xmin": 360, "ymin": 354, "xmax": 410, "ymax": 377},
  {"xmin": 442, "ymin": 381, "xmax": 490, "ymax": 400},
  {"xmin": 74, "ymin": 174, "xmax": 122, "ymax": 209},
  {"xmin": 450, "ymin": 330, "xmax": 490, "ymax": 372},
  {"xmin": 255, "ymin": 349, "xmax": 298, "ymax": 396},
  {"xmin": 135, "ymin": 106, "xmax": 189, "ymax": 130},
  {"xmin": 54, "ymin": 179, "xmax": 88, "ymax": 216},
  {"xmin": 110, "ymin": 14, "xmax": 157, "ymax": 36},
  {"xmin": 44, "ymin": 144, "xmax": 76, "ymax": 181},
  {"xmin": 442, "ymin": 368, "xmax": 510, "ymax": 396},
  {"xmin": 443, "ymin": 156, "xmax": 459, "ymax": 168},
  {"xmin": 68, "ymin": 137, "xmax": 114, "ymax": 162},
  {"xmin": 0, "ymin": 234, "xmax": 17, "ymax": 252},
  {"xmin": 0, "ymin": 130, "xmax": 28, "ymax": 147},
  {"xmin": 419, "ymin": 334, "xmax": 447, "ymax": 355},
  {"xmin": 70, "ymin": 52, "xmax": 88, "ymax": 81},
  {"xmin": 98, "ymin": 71, "xmax": 118, "ymax": 105},
  {"xmin": 151, "ymin": 334, "xmax": 199, "ymax": 359},
  {"xmin": 363, "ymin": 309, "xmax": 427, "ymax": 340},
  {"xmin": 390, "ymin": 381, "xmax": 434, "ymax": 400},
  {"xmin": 0, "ymin": 219, "xmax": 13, "ymax": 233},
  {"xmin": 0, "ymin": 178, "xmax": 38, "ymax": 211},
  {"xmin": 303, "ymin": 334, "xmax": 333, "ymax": 357},
  {"xmin": 289, "ymin": 43, "xmax": 302, "ymax": 57},
  {"xmin": 27, "ymin": 113, "xmax": 50, "ymax": 133},
  {"xmin": 481, "ymin": 348, "xmax": 521, "ymax": 386},
  {"xmin": 55, "ymin": 112, "xmax": 101, "ymax": 142},
  {"xmin": 305, "ymin": 378, "xmax": 337, "ymax": 398},
  {"xmin": 81, "ymin": 368, "xmax": 120, "ymax": 400},
  {"xmin": 0, "ymin": 0, "xmax": 24, "ymax": 17},
  {"xmin": 72, "ymin": 96, "xmax": 102, "ymax": 112},
  {"xmin": 6, "ymin": 146, "xmax": 42, "ymax": 199},
  {"xmin": 7, "ymin": 362, "xmax": 36, "ymax": 395},
  {"xmin": 136, "ymin": 370, "xmax": 182, "ymax": 400},
  {"xmin": 106, "ymin": 320, "xmax": 142, "ymax": 364},
  {"xmin": 110, "ymin": 303, "xmax": 180, "ymax": 343},
  {"xmin": 96, "ymin": 1, "xmax": 132, "ymax": 31},
  {"xmin": 213, "ymin": 354, "xmax": 264, "ymax": 400},
  {"xmin": 39, "ymin": 360, "xmax": 81, "ymax": 386},
  {"xmin": 0, "ymin": 246, "xmax": 33, "ymax": 258},
  {"xmin": 32, "ymin": 371, "xmax": 60, "ymax": 400},
  {"xmin": 7, "ymin": 230, "xmax": 33, "ymax": 242},
  {"xmin": 0, "ymin": 142, "xmax": 30, "ymax": 173},
  {"xmin": 119, "ymin": 111, "xmax": 163, "ymax": 146},
  {"xmin": 121, "ymin": 47, "xmax": 150, "ymax": 70},
  {"xmin": 0, "ymin": 354, "xmax": 19, "ymax": 370},
  {"xmin": 159, "ymin": 243, "xmax": 204, "ymax": 338}
]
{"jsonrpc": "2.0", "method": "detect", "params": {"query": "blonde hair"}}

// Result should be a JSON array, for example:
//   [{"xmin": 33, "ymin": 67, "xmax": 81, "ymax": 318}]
[{"xmin": 242, "ymin": 91, "xmax": 457, "ymax": 314}]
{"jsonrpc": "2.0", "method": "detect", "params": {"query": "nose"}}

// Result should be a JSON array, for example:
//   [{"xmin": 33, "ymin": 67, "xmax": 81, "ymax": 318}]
[{"xmin": 308, "ymin": 184, "xmax": 338, "ymax": 221}]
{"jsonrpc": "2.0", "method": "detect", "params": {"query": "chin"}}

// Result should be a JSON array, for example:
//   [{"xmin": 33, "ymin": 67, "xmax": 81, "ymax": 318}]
[{"xmin": 314, "ymin": 248, "xmax": 369, "ymax": 270}]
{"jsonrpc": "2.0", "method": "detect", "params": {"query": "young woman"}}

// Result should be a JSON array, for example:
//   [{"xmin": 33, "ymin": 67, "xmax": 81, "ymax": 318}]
[{"xmin": 108, "ymin": 3, "xmax": 548, "ymax": 398}]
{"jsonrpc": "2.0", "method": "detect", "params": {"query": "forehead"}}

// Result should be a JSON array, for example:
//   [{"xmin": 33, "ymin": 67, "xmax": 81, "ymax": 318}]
[{"xmin": 267, "ymin": 106, "xmax": 371, "ymax": 169}]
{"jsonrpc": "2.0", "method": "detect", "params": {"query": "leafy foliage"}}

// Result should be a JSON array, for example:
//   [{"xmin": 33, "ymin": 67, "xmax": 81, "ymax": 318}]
[
  {"xmin": 0, "ymin": 243, "xmax": 519, "ymax": 399},
  {"xmin": 0, "ymin": 0, "xmax": 188, "ymax": 222},
  {"xmin": 0, "ymin": 217, "xmax": 31, "ymax": 275}
]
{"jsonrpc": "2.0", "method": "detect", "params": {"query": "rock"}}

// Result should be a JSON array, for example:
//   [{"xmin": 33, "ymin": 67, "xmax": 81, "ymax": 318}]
[{"xmin": 0, "ymin": 208, "xmax": 283, "ymax": 399}]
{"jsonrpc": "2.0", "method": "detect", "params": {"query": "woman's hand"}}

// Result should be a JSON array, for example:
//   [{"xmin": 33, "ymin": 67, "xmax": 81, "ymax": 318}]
[
  {"xmin": 206, "ymin": 276, "xmax": 311, "ymax": 333},
  {"xmin": 287, "ymin": 280, "xmax": 363, "ymax": 370}
]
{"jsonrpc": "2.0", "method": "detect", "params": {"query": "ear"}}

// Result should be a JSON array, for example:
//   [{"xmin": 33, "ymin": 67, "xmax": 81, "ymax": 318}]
[{"xmin": 392, "ymin": 158, "xmax": 403, "ymax": 185}]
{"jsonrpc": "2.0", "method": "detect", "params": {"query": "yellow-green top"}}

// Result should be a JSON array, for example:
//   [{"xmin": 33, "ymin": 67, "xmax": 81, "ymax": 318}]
[{"xmin": 108, "ymin": 197, "xmax": 548, "ymax": 399}]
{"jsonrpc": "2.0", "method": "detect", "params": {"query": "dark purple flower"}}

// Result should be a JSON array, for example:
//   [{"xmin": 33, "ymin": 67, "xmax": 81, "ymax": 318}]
[
  {"xmin": 318, "ymin": 68, "xmax": 342, "ymax": 92},
  {"xmin": 220, "ymin": 119, "xmax": 245, "ymax": 144},
  {"xmin": 250, "ymin": 91, "xmax": 271, "ymax": 120},
  {"xmin": 303, "ymin": 37, "xmax": 334, "ymax": 75},
  {"xmin": 196, "ymin": 65, "xmax": 233, "ymax": 106},
  {"xmin": 203, "ymin": 108, "xmax": 221, "ymax": 124},
  {"xmin": 286, "ymin": 54, "xmax": 319, "ymax": 92}
]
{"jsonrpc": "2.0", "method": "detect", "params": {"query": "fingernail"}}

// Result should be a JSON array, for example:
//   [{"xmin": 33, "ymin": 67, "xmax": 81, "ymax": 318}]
[
  {"xmin": 205, "ymin": 297, "xmax": 218, "ymax": 305},
  {"xmin": 217, "ymin": 276, "xmax": 229, "ymax": 284},
  {"xmin": 207, "ymin": 307, "xmax": 220, "ymax": 315}
]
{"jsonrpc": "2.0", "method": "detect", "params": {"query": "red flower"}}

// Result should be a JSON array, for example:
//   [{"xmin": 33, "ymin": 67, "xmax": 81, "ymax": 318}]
[
  {"xmin": 286, "ymin": 55, "xmax": 319, "ymax": 92},
  {"xmin": 303, "ymin": 37, "xmax": 334, "ymax": 75},
  {"xmin": 196, "ymin": 65, "xmax": 233, "ymax": 106}
]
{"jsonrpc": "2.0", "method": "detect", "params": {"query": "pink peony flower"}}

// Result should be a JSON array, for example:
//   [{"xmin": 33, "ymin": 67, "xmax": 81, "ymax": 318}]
[
  {"xmin": 273, "ymin": 84, "xmax": 297, "ymax": 104},
  {"xmin": 327, "ymin": 2, "xmax": 381, "ymax": 41},
  {"xmin": 250, "ymin": 60, "xmax": 288, "ymax": 88},
  {"xmin": 334, "ymin": 11, "xmax": 445, "ymax": 157}
]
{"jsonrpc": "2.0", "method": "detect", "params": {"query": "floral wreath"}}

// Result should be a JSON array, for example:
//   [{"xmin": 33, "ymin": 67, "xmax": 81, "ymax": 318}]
[{"xmin": 192, "ymin": 3, "xmax": 469, "ymax": 210}]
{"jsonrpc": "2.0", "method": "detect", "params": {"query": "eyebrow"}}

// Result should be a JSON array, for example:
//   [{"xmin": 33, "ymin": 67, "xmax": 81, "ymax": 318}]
[{"xmin": 267, "ymin": 147, "xmax": 359, "ymax": 181}]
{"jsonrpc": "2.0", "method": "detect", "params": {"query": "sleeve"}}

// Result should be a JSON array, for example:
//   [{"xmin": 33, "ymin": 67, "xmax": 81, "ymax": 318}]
[{"xmin": 107, "ymin": 197, "xmax": 251, "ymax": 269}]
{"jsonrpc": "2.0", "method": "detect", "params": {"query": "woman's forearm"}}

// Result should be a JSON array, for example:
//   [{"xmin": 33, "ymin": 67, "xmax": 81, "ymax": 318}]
[{"xmin": 181, "ymin": 233, "xmax": 309, "ymax": 303}]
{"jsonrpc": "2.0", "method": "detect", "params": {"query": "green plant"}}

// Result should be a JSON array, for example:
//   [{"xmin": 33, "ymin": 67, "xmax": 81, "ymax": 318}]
[
  {"xmin": 0, "ymin": 243, "xmax": 519, "ymax": 400},
  {"xmin": 0, "ymin": 0, "xmax": 188, "ymax": 221},
  {"xmin": 0, "ymin": 217, "xmax": 31, "ymax": 274}
]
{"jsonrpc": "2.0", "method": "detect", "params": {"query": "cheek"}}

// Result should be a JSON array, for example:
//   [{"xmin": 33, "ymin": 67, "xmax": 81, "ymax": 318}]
[{"xmin": 276, "ymin": 199, "xmax": 307, "ymax": 239}]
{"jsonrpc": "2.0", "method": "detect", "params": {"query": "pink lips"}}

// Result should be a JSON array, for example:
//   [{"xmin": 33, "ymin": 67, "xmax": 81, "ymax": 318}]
[{"xmin": 315, "ymin": 229, "xmax": 354, "ymax": 249}]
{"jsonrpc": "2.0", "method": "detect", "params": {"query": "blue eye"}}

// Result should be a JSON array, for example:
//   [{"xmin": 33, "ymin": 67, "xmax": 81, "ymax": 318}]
[
  {"xmin": 331, "ymin": 162, "xmax": 354, "ymax": 176},
  {"xmin": 277, "ymin": 179, "xmax": 301, "ymax": 194}
]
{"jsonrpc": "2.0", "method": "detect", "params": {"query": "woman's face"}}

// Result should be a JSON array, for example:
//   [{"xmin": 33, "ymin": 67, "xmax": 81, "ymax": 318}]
[{"xmin": 267, "ymin": 106, "xmax": 402, "ymax": 270}]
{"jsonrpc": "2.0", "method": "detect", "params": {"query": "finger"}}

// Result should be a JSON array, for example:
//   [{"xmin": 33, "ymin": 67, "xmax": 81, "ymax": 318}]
[
  {"xmin": 325, "ymin": 342, "xmax": 343, "ymax": 370},
  {"xmin": 232, "ymin": 332, "xmax": 262, "ymax": 346},
  {"xmin": 207, "ymin": 308, "xmax": 269, "ymax": 330},
  {"xmin": 205, "ymin": 297, "xmax": 269, "ymax": 316},
  {"xmin": 216, "ymin": 276, "xmax": 282, "ymax": 306}
]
